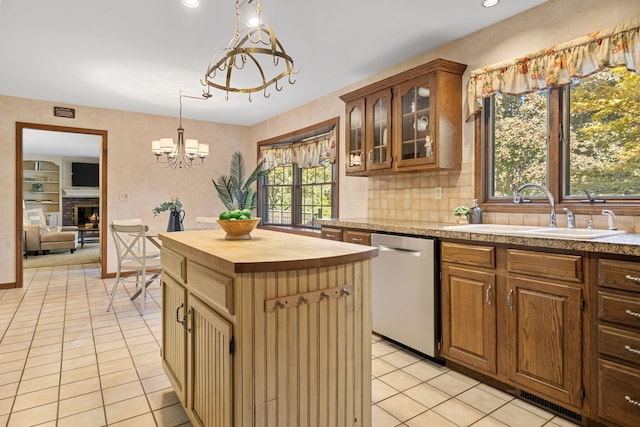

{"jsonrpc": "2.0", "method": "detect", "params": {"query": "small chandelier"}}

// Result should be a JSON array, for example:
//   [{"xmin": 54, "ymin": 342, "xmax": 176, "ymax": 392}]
[
  {"xmin": 152, "ymin": 91, "xmax": 209, "ymax": 169},
  {"xmin": 201, "ymin": 0, "xmax": 297, "ymax": 101}
]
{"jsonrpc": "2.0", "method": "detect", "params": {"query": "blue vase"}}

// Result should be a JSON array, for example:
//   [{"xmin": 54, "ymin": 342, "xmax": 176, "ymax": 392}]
[{"xmin": 167, "ymin": 209, "xmax": 185, "ymax": 232}]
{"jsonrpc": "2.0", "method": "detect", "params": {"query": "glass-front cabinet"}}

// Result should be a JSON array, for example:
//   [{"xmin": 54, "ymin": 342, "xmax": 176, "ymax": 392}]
[
  {"xmin": 341, "ymin": 58, "xmax": 466, "ymax": 176},
  {"xmin": 344, "ymin": 89, "xmax": 392, "ymax": 174},
  {"xmin": 395, "ymin": 75, "xmax": 435, "ymax": 168},
  {"xmin": 365, "ymin": 89, "xmax": 392, "ymax": 171},
  {"xmin": 345, "ymin": 99, "xmax": 365, "ymax": 173}
]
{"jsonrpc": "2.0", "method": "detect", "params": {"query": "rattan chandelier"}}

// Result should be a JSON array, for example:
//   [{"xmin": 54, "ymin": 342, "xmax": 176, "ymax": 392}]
[{"xmin": 201, "ymin": 0, "xmax": 297, "ymax": 101}]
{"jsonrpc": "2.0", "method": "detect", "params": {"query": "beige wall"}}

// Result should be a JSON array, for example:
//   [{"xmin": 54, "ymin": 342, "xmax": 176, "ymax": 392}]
[
  {"xmin": 1, "ymin": 96, "xmax": 250, "ymax": 285},
  {"xmin": 3, "ymin": 0, "xmax": 640, "ymax": 285}
]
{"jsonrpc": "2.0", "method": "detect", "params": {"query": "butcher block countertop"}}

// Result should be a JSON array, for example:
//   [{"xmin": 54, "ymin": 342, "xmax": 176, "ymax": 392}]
[{"xmin": 159, "ymin": 228, "xmax": 378, "ymax": 274}]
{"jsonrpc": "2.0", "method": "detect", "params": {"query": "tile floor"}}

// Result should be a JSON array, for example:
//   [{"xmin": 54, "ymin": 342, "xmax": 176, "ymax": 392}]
[{"xmin": 0, "ymin": 263, "xmax": 581, "ymax": 427}]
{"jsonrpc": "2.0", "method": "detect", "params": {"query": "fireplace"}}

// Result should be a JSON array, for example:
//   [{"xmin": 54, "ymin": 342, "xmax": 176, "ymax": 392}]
[{"xmin": 74, "ymin": 203, "xmax": 99, "ymax": 227}]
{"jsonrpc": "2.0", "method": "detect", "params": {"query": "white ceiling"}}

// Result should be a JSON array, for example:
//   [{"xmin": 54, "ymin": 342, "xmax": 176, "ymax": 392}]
[{"xmin": 0, "ymin": 0, "xmax": 548, "ymax": 126}]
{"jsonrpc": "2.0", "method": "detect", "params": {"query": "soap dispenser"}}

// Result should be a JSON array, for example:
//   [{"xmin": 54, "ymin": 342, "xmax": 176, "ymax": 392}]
[{"xmin": 469, "ymin": 199, "xmax": 483, "ymax": 224}]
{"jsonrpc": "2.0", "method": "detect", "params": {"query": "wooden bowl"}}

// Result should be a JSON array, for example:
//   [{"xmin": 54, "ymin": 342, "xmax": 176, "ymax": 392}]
[{"xmin": 216, "ymin": 218, "xmax": 261, "ymax": 240}]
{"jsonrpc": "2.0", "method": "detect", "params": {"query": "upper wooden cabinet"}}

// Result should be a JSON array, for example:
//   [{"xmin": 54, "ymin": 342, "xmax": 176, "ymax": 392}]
[{"xmin": 340, "ymin": 59, "xmax": 466, "ymax": 176}]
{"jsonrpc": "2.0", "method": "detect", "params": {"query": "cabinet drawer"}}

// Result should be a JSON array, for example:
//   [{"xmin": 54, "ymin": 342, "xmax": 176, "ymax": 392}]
[
  {"xmin": 507, "ymin": 249, "xmax": 583, "ymax": 283},
  {"xmin": 598, "ymin": 258, "xmax": 640, "ymax": 292},
  {"xmin": 321, "ymin": 227, "xmax": 343, "ymax": 241},
  {"xmin": 598, "ymin": 359, "xmax": 640, "ymax": 427},
  {"xmin": 599, "ymin": 325, "xmax": 640, "ymax": 365},
  {"xmin": 344, "ymin": 230, "xmax": 371, "ymax": 246},
  {"xmin": 162, "ymin": 248, "xmax": 186, "ymax": 283},
  {"xmin": 186, "ymin": 261, "xmax": 234, "ymax": 316},
  {"xmin": 599, "ymin": 291, "xmax": 640, "ymax": 329},
  {"xmin": 441, "ymin": 242, "xmax": 495, "ymax": 269}
]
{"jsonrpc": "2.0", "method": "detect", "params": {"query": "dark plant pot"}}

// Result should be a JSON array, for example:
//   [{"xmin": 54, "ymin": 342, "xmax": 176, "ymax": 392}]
[{"xmin": 167, "ymin": 209, "xmax": 185, "ymax": 232}]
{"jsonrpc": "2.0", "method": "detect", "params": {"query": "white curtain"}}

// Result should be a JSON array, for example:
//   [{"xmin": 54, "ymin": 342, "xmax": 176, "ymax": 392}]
[{"xmin": 259, "ymin": 128, "xmax": 336, "ymax": 169}]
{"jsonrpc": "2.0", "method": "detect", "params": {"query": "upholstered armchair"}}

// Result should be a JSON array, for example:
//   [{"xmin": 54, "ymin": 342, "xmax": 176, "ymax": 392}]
[{"xmin": 24, "ymin": 208, "xmax": 78, "ymax": 255}]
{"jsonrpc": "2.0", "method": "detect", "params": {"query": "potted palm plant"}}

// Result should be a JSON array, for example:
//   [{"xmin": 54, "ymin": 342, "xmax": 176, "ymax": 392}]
[{"xmin": 212, "ymin": 152, "xmax": 270, "ymax": 239}]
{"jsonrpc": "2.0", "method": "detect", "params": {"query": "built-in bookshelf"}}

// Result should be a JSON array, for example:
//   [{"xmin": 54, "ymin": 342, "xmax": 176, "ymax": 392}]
[{"xmin": 23, "ymin": 160, "xmax": 61, "ymax": 222}]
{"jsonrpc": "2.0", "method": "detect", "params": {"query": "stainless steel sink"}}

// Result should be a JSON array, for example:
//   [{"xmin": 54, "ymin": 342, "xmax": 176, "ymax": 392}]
[
  {"xmin": 521, "ymin": 227, "xmax": 626, "ymax": 240},
  {"xmin": 442, "ymin": 224, "xmax": 542, "ymax": 234},
  {"xmin": 442, "ymin": 224, "xmax": 626, "ymax": 240}
]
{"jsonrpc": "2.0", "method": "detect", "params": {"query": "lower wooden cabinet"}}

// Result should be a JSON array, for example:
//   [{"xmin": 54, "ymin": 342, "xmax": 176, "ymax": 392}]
[
  {"xmin": 440, "ymin": 241, "xmax": 586, "ymax": 413},
  {"xmin": 597, "ymin": 359, "xmax": 640, "ymax": 426},
  {"xmin": 506, "ymin": 276, "xmax": 583, "ymax": 408},
  {"xmin": 161, "ymin": 270, "xmax": 233, "ymax": 427},
  {"xmin": 594, "ymin": 256, "xmax": 640, "ymax": 426},
  {"xmin": 321, "ymin": 226, "xmax": 371, "ymax": 246},
  {"xmin": 187, "ymin": 295, "xmax": 233, "ymax": 427},
  {"xmin": 161, "ymin": 273, "xmax": 187, "ymax": 406},
  {"xmin": 441, "ymin": 265, "xmax": 496, "ymax": 373}
]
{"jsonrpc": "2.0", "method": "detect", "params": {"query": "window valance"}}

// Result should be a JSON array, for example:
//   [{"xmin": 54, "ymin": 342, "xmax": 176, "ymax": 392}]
[
  {"xmin": 259, "ymin": 128, "xmax": 336, "ymax": 169},
  {"xmin": 467, "ymin": 16, "xmax": 640, "ymax": 118}
]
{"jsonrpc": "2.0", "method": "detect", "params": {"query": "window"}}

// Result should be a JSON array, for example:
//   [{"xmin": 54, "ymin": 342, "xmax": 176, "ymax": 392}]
[
  {"xmin": 481, "ymin": 67, "xmax": 640, "ymax": 207},
  {"xmin": 566, "ymin": 68, "xmax": 640, "ymax": 197},
  {"xmin": 261, "ymin": 162, "xmax": 335, "ymax": 229},
  {"xmin": 257, "ymin": 119, "xmax": 338, "ymax": 231}
]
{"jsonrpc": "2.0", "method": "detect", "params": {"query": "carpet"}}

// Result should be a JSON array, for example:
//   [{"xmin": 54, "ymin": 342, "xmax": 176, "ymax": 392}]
[{"xmin": 23, "ymin": 244, "xmax": 100, "ymax": 269}]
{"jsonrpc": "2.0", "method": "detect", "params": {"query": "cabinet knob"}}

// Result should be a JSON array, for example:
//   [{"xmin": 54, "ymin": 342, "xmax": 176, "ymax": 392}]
[
  {"xmin": 507, "ymin": 289, "xmax": 514, "ymax": 310},
  {"xmin": 485, "ymin": 285, "xmax": 492, "ymax": 305}
]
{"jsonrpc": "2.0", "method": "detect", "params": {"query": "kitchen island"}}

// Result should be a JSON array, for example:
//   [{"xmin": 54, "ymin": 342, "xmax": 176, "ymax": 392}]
[{"xmin": 159, "ymin": 228, "xmax": 377, "ymax": 427}]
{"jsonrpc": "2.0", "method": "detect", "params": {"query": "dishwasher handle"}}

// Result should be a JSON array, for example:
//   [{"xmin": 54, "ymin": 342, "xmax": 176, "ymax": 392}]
[{"xmin": 377, "ymin": 244, "xmax": 423, "ymax": 257}]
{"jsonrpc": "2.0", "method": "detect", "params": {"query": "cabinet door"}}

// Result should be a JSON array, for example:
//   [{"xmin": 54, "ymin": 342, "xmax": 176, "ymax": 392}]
[
  {"xmin": 394, "ymin": 74, "xmax": 435, "ymax": 169},
  {"xmin": 506, "ymin": 276, "xmax": 583, "ymax": 407},
  {"xmin": 161, "ymin": 273, "xmax": 187, "ymax": 406},
  {"xmin": 345, "ymin": 99, "xmax": 366, "ymax": 174},
  {"xmin": 441, "ymin": 265, "xmax": 497, "ymax": 373},
  {"xmin": 365, "ymin": 89, "xmax": 392, "ymax": 171},
  {"xmin": 187, "ymin": 295, "xmax": 233, "ymax": 427}
]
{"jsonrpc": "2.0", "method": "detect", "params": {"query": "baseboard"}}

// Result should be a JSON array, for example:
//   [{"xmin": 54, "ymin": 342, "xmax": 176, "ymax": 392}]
[{"xmin": 0, "ymin": 282, "xmax": 17, "ymax": 289}]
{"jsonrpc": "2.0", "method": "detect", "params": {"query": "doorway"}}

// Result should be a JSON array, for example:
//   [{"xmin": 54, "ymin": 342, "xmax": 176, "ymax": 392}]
[{"xmin": 15, "ymin": 123, "xmax": 108, "ymax": 287}]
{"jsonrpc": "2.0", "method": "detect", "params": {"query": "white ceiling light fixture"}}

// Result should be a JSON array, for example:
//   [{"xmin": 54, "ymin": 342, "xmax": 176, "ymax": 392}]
[
  {"xmin": 482, "ymin": 0, "xmax": 500, "ymax": 7},
  {"xmin": 201, "ymin": 0, "xmax": 298, "ymax": 101},
  {"xmin": 152, "ymin": 91, "xmax": 209, "ymax": 169},
  {"xmin": 182, "ymin": 0, "xmax": 200, "ymax": 8}
]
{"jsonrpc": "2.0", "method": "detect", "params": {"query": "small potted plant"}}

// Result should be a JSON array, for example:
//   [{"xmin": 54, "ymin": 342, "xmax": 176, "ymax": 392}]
[
  {"xmin": 453, "ymin": 205, "xmax": 471, "ymax": 224},
  {"xmin": 212, "ymin": 152, "xmax": 270, "ymax": 239},
  {"xmin": 152, "ymin": 197, "xmax": 184, "ymax": 232}
]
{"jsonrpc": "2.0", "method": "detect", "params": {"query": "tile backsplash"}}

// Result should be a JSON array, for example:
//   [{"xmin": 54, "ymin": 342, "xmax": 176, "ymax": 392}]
[{"xmin": 367, "ymin": 161, "xmax": 640, "ymax": 233}]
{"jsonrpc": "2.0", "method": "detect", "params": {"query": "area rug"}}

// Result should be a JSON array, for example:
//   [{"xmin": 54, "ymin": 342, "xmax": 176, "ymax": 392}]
[{"xmin": 23, "ymin": 244, "xmax": 100, "ymax": 268}]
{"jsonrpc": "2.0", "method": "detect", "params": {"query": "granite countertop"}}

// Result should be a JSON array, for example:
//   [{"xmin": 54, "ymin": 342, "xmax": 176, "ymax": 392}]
[{"xmin": 317, "ymin": 218, "xmax": 640, "ymax": 257}]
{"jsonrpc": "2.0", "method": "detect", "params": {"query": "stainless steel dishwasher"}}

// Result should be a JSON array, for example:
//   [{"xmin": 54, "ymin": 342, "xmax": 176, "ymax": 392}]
[{"xmin": 371, "ymin": 233, "xmax": 436, "ymax": 357}]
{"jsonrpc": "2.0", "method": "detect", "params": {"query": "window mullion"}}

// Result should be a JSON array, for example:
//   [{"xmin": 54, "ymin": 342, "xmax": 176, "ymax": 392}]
[{"xmin": 547, "ymin": 87, "xmax": 562, "ymax": 203}]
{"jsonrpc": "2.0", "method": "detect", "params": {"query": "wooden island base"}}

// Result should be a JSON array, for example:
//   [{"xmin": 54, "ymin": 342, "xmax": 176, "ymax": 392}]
[{"xmin": 159, "ymin": 229, "xmax": 378, "ymax": 427}]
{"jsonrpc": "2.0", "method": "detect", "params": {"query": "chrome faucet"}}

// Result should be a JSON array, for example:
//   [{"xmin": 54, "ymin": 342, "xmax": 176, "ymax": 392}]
[
  {"xmin": 602, "ymin": 209, "xmax": 617, "ymax": 230},
  {"xmin": 563, "ymin": 208, "xmax": 575, "ymax": 229},
  {"xmin": 513, "ymin": 183, "xmax": 557, "ymax": 228}
]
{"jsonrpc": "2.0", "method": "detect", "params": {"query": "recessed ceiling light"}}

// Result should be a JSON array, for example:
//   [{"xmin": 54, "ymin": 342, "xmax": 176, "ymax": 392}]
[
  {"xmin": 482, "ymin": 0, "xmax": 499, "ymax": 7},
  {"xmin": 182, "ymin": 0, "xmax": 200, "ymax": 8}
]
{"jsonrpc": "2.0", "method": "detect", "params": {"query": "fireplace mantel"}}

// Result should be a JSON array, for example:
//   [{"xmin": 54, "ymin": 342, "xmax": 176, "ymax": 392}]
[{"xmin": 62, "ymin": 188, "xmax": 99, "ymax": 198}]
